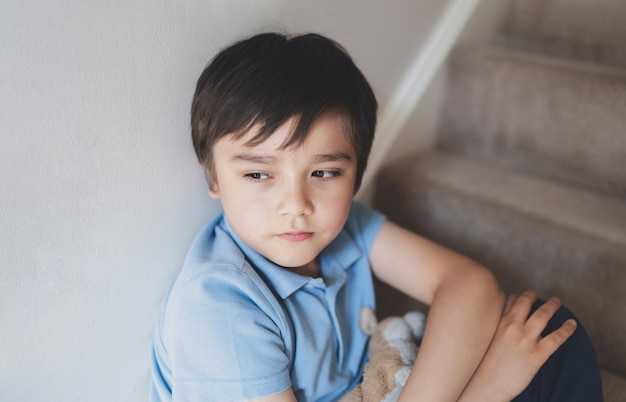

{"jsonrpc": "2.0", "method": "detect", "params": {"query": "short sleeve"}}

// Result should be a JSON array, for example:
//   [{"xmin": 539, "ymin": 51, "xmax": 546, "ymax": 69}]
[
  {"xmin": 165, "ymin": 265, "xmax": 292, "ymax": 401},
  {"xmin": 345, "ymin": 201, "xmax": 386, "ymax": 253}
]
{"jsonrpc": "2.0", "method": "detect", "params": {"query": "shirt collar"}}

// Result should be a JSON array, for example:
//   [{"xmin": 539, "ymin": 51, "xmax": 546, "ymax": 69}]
[{"xmin": 219, "ymin": 216, "xmax": 362, "ymax": 299}]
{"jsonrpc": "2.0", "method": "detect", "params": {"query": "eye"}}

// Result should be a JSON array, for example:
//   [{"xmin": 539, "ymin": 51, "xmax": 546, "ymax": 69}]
[
  {"xmin": 244, "ymin": 172, "xmax": 271, "ymax": 182},
  {"xmin": 312, "ymin": 170, "xmax": 341, "ymax": 179}
]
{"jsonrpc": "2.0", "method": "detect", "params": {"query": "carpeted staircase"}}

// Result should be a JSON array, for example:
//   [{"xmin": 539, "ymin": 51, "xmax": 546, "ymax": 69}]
[{"xmin": 372, "ymin": 0, "xmax": 626, "ymax": 400}]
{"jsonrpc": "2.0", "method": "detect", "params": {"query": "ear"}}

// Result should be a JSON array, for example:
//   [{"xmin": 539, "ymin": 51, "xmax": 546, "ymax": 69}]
[
  {"xmin": 208, "ymin": 183, "xmax": 220, "ymax": 199},
  {"xmin": 359, "ymin": 306, "xmax": 378, "ymax": 335},
  {"xmin": 403, "ymin": 311, "xmax": 426, "ymax": 339}
]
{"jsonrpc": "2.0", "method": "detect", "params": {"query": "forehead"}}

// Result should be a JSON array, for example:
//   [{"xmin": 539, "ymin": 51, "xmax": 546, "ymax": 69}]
[{"xmin": 220, "ymin": 112, "xmax": 355, "ymax": 155}]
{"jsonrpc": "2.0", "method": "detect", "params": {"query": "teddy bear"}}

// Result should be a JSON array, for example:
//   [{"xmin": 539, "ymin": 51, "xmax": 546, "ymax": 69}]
[{"xmin": 339, "ymin": 307, "xmax": 426, "ymax": 402}]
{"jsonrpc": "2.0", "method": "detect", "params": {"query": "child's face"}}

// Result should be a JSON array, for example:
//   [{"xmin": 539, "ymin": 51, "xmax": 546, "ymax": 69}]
[{"xmin": 209, "ymin": 111, "xmax": 357, "ymax": 276}]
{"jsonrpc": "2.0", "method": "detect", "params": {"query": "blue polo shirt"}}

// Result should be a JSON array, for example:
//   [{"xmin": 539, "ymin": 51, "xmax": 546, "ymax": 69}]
[{"xmin": 150, "ymin": 202, "xmax": 385, "ymax": 401}]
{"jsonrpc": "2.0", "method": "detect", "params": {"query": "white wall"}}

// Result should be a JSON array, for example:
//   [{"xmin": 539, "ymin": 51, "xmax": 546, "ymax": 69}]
[
  {"xmin": 0, "ymin": 1, "xmax": 451, "ymax": 401},
  {"xmin": 383, "ymin": 0, "xmax": 511, "ymax": 167}
]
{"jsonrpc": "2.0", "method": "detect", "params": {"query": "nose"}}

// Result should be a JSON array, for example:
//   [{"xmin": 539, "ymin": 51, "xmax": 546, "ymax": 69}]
[{"xmin": 277, "ymin": 179, "xmax": 314, "ymax": 217}]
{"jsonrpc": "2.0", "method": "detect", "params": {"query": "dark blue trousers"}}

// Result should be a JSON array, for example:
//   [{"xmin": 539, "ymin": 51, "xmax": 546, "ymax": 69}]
[{"xmin": 512, "ymin": 301, "xmax": 604, "ymax": 402}]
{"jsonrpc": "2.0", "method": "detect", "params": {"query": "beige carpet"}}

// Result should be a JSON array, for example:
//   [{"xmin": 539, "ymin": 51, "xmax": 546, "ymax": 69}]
[{"xmin": 373, "ymin": 0, "xmax": 626, "ymax": 400}]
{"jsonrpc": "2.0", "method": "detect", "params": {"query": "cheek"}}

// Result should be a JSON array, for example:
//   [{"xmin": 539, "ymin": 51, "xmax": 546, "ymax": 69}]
[
  {"xmin": 319, "ymin": 189, "xmax": 353, "ymax": 225},
  {"xmin": 222, "ymin": 188, "xmax": 272, "ymax": 226},
  {"xmin": 326, "ymin": 182, "xmax": 354, "ymax": 204}
]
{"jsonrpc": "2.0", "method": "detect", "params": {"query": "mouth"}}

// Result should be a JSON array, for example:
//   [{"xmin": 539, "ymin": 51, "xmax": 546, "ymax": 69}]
[{"xmin": 277, "ymin": 232, "xmax": 313, "ymax": 242}]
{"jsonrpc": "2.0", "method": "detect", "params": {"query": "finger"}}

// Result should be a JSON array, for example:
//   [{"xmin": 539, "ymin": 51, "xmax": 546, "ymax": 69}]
[
  {"xmin": 508, "ymin": 290, "xmax": 539, "ymax": 322},
  {"xmin": 526, "ymin": 297, "xmax": 562, "ymax": 336},
  {"xmin": 537, "ymin": 318, "xmax": 577, "ymax": 358},
  {"xmin": 503, "ymin": 294, "xmax": 517, "ymax": 315}
]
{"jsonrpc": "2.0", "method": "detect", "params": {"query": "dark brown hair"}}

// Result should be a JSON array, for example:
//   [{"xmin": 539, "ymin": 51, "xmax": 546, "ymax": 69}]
[{"xmin": 191, "ymin": 32, "xmax": 377, "ymax": 191}]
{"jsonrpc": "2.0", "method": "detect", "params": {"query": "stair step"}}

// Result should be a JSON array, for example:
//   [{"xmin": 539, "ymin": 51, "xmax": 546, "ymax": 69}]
[
  {"xmin": 437, "ymin": 46, "xmax": 626, "ymax": 200},
  {"xmin": 495, "ymin": 0, "xmax": 626, "ymax": 68},
  {"xmin": 373, "ymin": 150, "xmax": 626, "ymax": 374},
  {"xmin": 602, "ymin": 369, "xmax": 626, "ymax": 402}
]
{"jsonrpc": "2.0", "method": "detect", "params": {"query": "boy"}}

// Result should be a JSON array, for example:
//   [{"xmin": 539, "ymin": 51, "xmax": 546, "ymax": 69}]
[{"xmin": 150, "ymin": 32, "xmax": 602, "ymax": 401}]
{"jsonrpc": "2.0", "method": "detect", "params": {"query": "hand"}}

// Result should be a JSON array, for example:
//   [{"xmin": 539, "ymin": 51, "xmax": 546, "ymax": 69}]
[{"xmin": 461, "ymin": 291, "xmax": 577, "ymax": 402}]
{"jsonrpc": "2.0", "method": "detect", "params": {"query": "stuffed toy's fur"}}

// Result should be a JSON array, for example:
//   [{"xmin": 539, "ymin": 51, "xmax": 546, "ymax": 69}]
[{"xmin": 339, "ymin": 307, "xmax": 426, "ymax": 402}]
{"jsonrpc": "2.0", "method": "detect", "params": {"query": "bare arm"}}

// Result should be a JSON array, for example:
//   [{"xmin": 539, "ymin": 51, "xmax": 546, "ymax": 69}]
[
  {"xmin": 459, "ymin": 291, "xmax": 577, "ymax": 402},
  {"xmin": 370, "ymin": 221, "xmax": 505, "ymax": 402}
]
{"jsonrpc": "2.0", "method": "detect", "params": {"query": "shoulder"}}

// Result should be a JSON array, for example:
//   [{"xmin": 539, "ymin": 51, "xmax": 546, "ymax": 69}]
[
  {"xmin": 321, "ymin": 202, "xmax": 386, "ymax": 267},
  {"xmin": 176, "ymin": 213, "xmax": 247, "ymax": 282},
  {"xmin": 164, "ymin": 215, "xmax": 287, "ymax": 332},
  {"xmin": 343, "ymin": 201, "xmax": 386, "ymax": 251},
  {"xmin": 172, "ymin": 264, "xmax": 281, "ymax": 324},
  {"xmin": 152, "ymin": 215, "xmax": 295, "ymax": 400},
  {"xmin": 159, "ymin": 263, "xmax": 293, "ymax": 400},
  {"xmin": 175, "ymin": 214, "xmax": 273, "ymax": 296}
]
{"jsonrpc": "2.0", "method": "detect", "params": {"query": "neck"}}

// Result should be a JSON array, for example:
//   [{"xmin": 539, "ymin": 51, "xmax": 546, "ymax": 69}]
[{"xmin": 289, "ymin": 257, "xmax": 321, "ymax": 278}]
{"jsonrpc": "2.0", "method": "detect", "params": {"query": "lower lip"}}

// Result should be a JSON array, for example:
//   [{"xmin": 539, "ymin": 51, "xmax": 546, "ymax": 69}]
[{"xmin": 278, "ymin": 232, "xmax": 313, "ymax": 242}]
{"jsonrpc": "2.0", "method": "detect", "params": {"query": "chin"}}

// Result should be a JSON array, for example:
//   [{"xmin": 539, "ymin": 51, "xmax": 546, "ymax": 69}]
[{"xmin": 275, "ymin": 258, "xmax": 313, "ymax": 269}]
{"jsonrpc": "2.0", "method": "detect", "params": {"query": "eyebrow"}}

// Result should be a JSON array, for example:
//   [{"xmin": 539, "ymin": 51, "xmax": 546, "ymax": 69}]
[
  {"xmin": 232, "ymin": 151, "xmax": 352, "ymax": 164},
  {"xmin": 312, "ymin": 152, "xmax": 352, "ymax": 163},
  {"xmin": 232, "ymin": 154, "xmax": 277, "ymax": 164}
]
